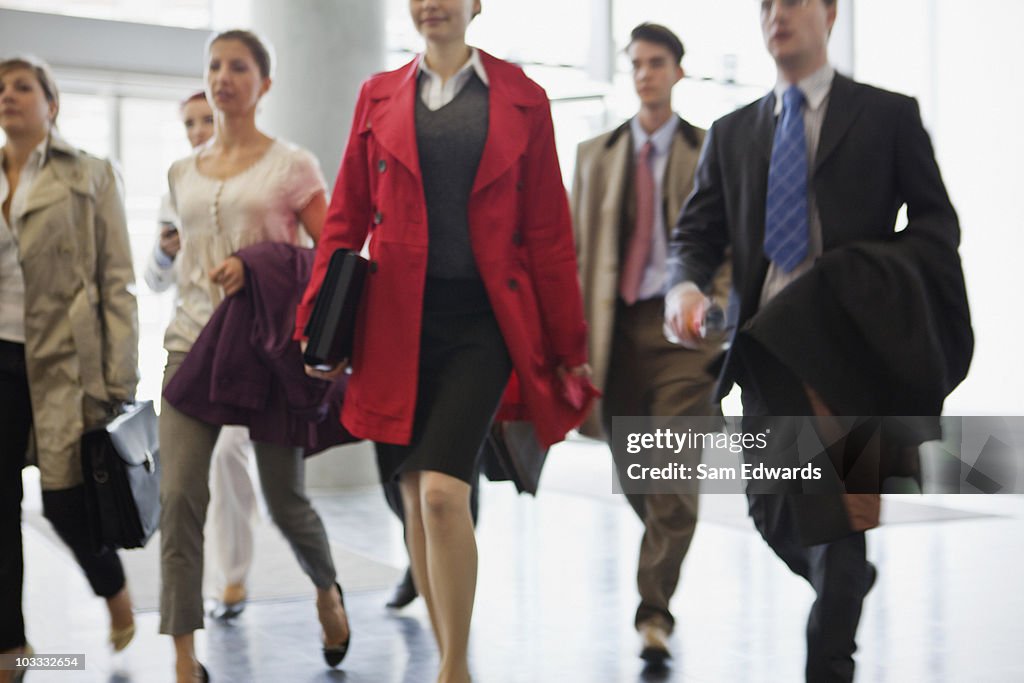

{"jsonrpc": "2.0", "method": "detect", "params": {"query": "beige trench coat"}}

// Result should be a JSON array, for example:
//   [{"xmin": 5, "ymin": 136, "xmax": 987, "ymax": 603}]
[
  {"xmin": 571, "ymin": 117, "xmax": 731, "ymax": 438},
  {"xmin": 13, "ymin": 133, "xmax": 138, "ymax": 490}
]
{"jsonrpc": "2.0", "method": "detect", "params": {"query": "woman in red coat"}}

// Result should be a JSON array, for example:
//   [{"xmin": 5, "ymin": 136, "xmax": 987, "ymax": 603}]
[{"xmin": 298, "ymin": 2, "xmax": 593, "ymax": 681}]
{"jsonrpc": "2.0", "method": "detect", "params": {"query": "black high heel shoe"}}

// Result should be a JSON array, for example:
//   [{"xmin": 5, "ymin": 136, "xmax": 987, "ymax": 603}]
[
  {"xmin": 198, "ymin": 662, "xmax": 210, "ymax": 682},
  {"xmin": 321, "ymin": 582, "xmax": 351, "ymax": 668}
]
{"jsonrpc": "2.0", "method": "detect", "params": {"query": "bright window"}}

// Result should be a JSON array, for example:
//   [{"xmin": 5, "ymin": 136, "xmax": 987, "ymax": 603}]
[{"xmin": 0, "ymin": 0, "xmax": 211, "ymax": 28}]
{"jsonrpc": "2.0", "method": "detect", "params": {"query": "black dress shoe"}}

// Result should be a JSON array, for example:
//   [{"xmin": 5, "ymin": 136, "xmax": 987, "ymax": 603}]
[
  {"xmin": 385, "ymin": 568, "xmax": 418, "ymax": 609},
  {"xmin": 322, "ymin": 582, "xmax": 351, "ymax": 668},
  {"xmin": 198, "ymin": 662, "xmax": 210, "ymax": 682}
]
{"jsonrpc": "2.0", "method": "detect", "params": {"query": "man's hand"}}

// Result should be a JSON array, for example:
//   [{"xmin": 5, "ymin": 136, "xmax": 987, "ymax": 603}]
[
  {"xmin": 209, "ymin": 256, "xmax": 245, "ymax": 296},
  {"xmin": 664, "ymin": 282, "xmax": 707, "ymax": 350}
]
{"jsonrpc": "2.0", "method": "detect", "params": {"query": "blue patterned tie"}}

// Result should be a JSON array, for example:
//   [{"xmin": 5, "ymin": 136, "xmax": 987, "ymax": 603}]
[{"xmin": 764, "ymin": 85, "xmax": 808, "ymax": 273}]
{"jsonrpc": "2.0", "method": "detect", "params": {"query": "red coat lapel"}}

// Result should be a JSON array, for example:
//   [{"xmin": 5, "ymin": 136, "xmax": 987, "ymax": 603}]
[
  {"xmin": 472, "ymin": 52, "xmax": 530, "ymax": 196},
  {"xmin": 368, "ymin": 58, "xmax": 422, "ymax": 184}
]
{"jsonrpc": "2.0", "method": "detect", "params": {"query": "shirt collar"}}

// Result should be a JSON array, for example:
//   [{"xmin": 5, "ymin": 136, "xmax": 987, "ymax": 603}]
[
  {"xmin": 0, "ymin": 135, "xmax": 50, "ymax": 172},
  {"xmin": 630, "ymin": 114, "xmax": 679, "ymax": 156},
  {"xmin": 416, "ymin": 47, "xmax": 490, "ymax": 88},
  {"xmin": 773, "ymin": 63, "xmax": 836, "ymax": 115}
]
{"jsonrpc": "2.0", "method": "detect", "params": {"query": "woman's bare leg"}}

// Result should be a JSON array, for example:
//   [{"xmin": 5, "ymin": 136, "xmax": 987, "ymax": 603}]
[
  {"xmin": 399, "ymin": 472, "xmax": 443, "ymax": 649},
  {"xmin": 173, "ymin": 632, "xmax": 204, "ymax": 682},
  {"xmin": 419, "ymin": 470, "xmax": 475, "ymax": 683}
]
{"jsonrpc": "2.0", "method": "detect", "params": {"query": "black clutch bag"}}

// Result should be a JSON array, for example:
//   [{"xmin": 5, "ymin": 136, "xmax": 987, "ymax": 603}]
[
  {"xmin": 81, "ymin": 401, "xmax": 161, "ymax": 550},
  {"xmin": 303, "ymin": 249, "xmax": 368, "ymax": 370}
]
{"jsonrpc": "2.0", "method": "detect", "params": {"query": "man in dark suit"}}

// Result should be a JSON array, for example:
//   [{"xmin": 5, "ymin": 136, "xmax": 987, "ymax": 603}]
[{"xmin": 664, "ymin": 0, "xmax": 971, "ymax": 681}]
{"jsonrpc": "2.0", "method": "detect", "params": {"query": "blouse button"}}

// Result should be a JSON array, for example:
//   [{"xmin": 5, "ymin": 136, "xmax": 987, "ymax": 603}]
[
  {"xmin": 507, "ymin": 278, "xmax": 519, "ymax": 291},
  {"xmin": 369, "ymin": 261, "xmax": 378, "ymax": 274},
  {"xmin": 373, "ymin": 211, "xmax": 383, "ymax": 225},
  {"xmin": 378, "ymin": 159, "xmax": 387, "ymax": 173}
]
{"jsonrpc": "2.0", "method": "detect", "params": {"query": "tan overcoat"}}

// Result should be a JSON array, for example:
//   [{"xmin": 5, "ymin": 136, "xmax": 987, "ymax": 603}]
[
  {"xmin": 13, "ymin": 133, "xmax": 138, "ymax": 490},
  {"xmin": 571, "ymin": 117, "xmax": 730, "ymax": 438}
]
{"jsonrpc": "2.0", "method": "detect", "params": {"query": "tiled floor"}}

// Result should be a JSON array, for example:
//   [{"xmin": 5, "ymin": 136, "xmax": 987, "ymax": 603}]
[{"xmin": 16, "ymin": 439, "xmax": 1024, "ymax": 682}]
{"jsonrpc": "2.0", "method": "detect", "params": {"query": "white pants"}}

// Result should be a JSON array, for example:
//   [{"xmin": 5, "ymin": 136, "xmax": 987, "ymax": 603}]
[{"xmin": 207, "ymin": 425, "xmax": 260, "ymax": 589}]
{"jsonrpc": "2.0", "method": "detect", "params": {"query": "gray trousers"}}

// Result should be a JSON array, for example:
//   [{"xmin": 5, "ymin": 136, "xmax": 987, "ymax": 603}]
[{"xmin": 159, "ymin": 352, "xmax": 337, "ymax": 635}]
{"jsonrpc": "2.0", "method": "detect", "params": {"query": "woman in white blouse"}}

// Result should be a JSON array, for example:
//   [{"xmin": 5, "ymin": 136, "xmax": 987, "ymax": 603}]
[
  {"xmin": 146, "ymin": 91, "xmax": 261, "ymax": 625},
  {"xmin": 157, "ymin": 30, "xmax": 349, "ymax": 683}
]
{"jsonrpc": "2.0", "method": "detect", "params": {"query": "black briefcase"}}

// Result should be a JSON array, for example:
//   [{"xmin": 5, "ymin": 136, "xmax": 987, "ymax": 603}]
[
  {"xmin": 81, "ymin": 401, "xmax": 161, "ymax": 550},
  {"xmin": 303, "ymin": 249, "xmax": 368, "ymax": 370}
]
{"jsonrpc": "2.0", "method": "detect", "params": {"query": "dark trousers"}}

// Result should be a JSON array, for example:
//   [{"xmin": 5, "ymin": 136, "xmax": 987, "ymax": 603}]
[
  {"xmin": 747, "ymin": 496, "xmax": 871, "ymax": 683},
  {"xmin": 1, "ymin": 340, "xmax": 31, "ymax": 649},
  {"xmin": 41, "ymin": 486, "xmax": 126, "ymax": 599},
  {"xmin": 738, "ymin": 338, "xmax": 873, "ymax": 683},
  {"xmin": 0, "ymin": 341, "xmax": 125, "ymax": 650}
]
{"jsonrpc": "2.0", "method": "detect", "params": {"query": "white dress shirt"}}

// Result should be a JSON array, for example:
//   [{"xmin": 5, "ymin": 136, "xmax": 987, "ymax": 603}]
[{"xmin": 0, "ymin": 136, "xmax": 49, "ymax": 343}]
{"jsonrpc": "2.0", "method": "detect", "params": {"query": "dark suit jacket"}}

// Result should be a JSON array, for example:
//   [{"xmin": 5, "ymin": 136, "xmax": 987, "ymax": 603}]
[
  {"xmin": 668, "ymin": 73, "xmax": 968, "ymax": 405},
  {"xmin": 668, "ymin": 73, "xmax": 973, "ymax": 543}
]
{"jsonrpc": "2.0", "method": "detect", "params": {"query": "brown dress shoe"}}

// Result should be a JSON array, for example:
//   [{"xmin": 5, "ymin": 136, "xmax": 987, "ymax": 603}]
[{"xmin": 638, "ymin": 621, "xmax": 671, "ymax": 665}]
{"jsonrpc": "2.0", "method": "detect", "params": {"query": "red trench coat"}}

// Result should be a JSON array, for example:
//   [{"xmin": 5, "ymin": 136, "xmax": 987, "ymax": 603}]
[{"xmin": 296, "ymin": 51, "xmax": 592, "ymax": 448}]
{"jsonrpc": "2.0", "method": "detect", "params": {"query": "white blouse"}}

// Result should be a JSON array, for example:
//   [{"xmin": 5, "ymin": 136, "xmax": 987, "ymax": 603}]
[
  {"xmin": 0, "ymin": 136, "xmax": 48, "ymax": 343},
  {"xmin": 163, "ymin": 139, "xmax": 326, "ymax": 353}
]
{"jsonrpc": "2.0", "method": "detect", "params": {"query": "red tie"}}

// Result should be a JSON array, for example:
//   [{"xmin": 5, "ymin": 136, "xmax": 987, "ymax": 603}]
[{"xmin": 620, "ymin": 141, "xmax": 655, "ymax": 305}]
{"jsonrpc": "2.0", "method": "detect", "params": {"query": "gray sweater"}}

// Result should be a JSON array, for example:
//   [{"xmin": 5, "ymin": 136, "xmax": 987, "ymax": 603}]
[{"xmin": 415, "ymin": 73, "xmax": 490, "ymax": 280}]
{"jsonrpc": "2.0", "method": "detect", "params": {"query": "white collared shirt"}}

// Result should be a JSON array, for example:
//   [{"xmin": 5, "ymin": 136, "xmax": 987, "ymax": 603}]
[
  {"xmin": 416, "ymin": 47, "xmax": 490, "ymax": 111},
  {"xmin": 760, "ymin": 62, "xmax": 836, "ymax": 306},
  {"xmin": 630, "ymin": 114, "xmax": 680, "ymax": 301},
  {"xmin": 0, "ymin": 136, "xmax": 49, "ymax": 343}
]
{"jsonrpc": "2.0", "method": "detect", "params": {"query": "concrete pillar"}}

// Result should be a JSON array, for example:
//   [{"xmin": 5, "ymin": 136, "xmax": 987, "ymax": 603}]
[
  {"xmin": 250, "ymin": 0, "xmax": 385, "ymax": 178},
  {"xmin": 248, "ymin": 1, "xmax": 387, "ymax": 488}
]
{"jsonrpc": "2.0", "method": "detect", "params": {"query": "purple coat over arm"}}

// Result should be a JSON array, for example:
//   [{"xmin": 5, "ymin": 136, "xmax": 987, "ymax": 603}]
[{"xmin": 163, "ymin": 241, "xmax": 358, "ymax": 455}]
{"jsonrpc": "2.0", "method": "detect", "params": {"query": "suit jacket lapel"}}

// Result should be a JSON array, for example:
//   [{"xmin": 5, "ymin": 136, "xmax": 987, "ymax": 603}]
[
  {"xmin": 815, "ymin": 74, "xmax": 862, "ymax": 173},
  {"xmin": 370, "ymin": 60, "xmax": 422, "ymax": 184},
  {"xmin": 753, "ymin": 93, "xmax": 777, "ymax": 164},
  {"xmin": 601, "ymin": 125, "xmax": 631, "ymax": 236},
  {"xmin": 748, "ymin": 94, "xmax": 776, "ymax": 299},
  {"xmin": 663, "ymin": 120, "xmax": 699, "ymax": 234}
]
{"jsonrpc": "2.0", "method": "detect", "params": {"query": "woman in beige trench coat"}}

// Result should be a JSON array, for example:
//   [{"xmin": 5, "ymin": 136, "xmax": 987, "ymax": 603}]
[{"xmin": 0, "ymin": 56, "xmax": 139, "ymax": 679}]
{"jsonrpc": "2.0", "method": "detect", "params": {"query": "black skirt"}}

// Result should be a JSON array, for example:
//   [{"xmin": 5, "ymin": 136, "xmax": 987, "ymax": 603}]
[{"xmin": 375, "ymin": 277, "xmax": 512, "ymax": 484}]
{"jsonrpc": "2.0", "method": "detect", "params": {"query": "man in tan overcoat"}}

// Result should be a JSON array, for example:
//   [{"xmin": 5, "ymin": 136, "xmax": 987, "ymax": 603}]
[{"xmin": 571, "ymin": 23, "xmax": 730, "ymax": 667}]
